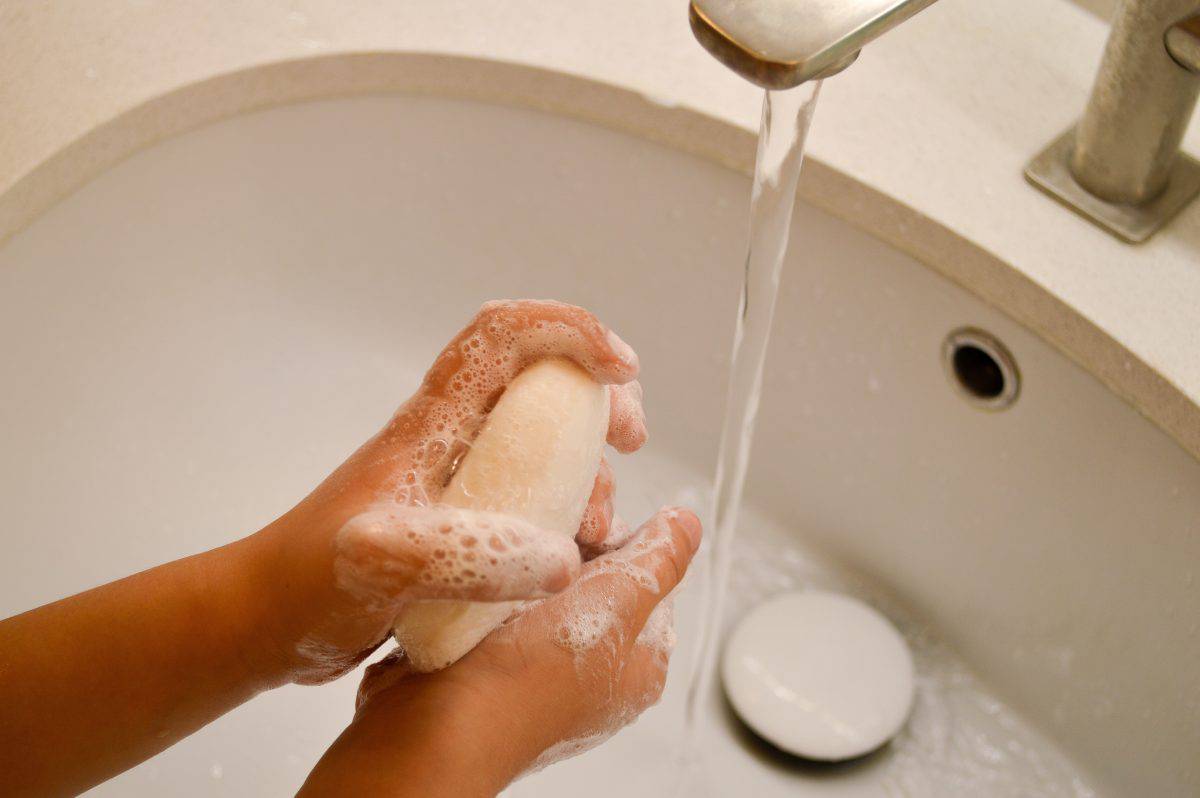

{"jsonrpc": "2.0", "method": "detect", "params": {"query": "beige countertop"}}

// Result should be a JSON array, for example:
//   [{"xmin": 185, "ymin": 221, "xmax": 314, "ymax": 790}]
[{"xmin": 2, "ymin": 0, "xmax": 1198, "ymax": 457}]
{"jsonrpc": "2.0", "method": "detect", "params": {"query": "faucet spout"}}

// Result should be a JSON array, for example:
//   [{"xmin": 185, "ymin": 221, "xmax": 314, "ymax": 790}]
[{"xmin": 689, "ymin": 0, "xmax": 940, "ymax": 89}]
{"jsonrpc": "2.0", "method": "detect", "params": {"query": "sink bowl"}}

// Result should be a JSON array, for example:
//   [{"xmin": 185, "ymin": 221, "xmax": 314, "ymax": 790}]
[{"xmin": 1, "ymin": 87, "xmax": 1197, "ymax": 797}]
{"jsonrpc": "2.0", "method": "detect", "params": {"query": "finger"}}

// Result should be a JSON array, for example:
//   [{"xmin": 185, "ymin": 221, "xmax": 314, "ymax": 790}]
[
  {"xmin": 475, "ymin": 299, "xmax": 639, "ymax": 384},
  {"xmin": 607, "ymin": 381, "xmax": 647, "ymax": 454},
  {"xmin": 573, "ymin": 507, "xmax": 701, "ymax": 643},
  {"xmin": 371, "ymin": 302, "xmax": 639, "ymax": 496},
  {"xmin": 576, "ymin": 458, "xmax": 615, "ymax": 552},
  {"xmin": 334, "ymin": 504, "xmax": 582, "ymax": 605},
  {"xmin": 420, "ymin": 300, "xmax": 638, "ymax": 408}
]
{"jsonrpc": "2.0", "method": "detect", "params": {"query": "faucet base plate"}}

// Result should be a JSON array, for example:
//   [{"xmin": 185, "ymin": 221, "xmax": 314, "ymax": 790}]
[{"xmin": 1025, "ymin": 127, "xmax": 1200, "ymax": 243}]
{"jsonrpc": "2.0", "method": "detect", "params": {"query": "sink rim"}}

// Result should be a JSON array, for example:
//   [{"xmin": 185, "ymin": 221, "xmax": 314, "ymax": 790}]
[{"xmin": 2, "ymin": 50, "xmax": 1197, "ymax": 466}]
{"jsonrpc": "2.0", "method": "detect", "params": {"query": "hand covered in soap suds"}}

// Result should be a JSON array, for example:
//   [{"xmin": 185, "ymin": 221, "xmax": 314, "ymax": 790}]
[
  {"xmin": 300, "ymin": 506, "xmax": 702, "ymax": 798},
  {"xmin": 0, "ymin": 299, "xmax": 650, "ymax": 798},
  {"xmin": 256, "ymin": 300, "xmax": 649, "ymax": 683}
]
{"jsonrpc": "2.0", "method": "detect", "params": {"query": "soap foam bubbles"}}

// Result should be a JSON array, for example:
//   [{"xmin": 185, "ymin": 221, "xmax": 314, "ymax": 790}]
[
  {"xmin": 513, "ymin": 511, "xmax": 691, "ymax": 780},
  {"xmin": 636, "ymin": 598, "xmax": 677, "ymax": 662},
  {"xmin": 607, "ymin": 381, "xmax": 647, "ymax": 453},
  {"xmin": 524, "ymin": 731, "xmax": 613, "ymax": 777},
  {"xmin": 548, "ymin": 511, "xmax": 682, "ymax": 718},
  {"xmin": 371, "ymin": 300, "xmax": 624, "ymax": 512},
  {"xmin": 334, "ymin": 504, "xmax": 576, "ymax": 604},
  {"xmin": 280, "ymin": 300, "xmax": 646, "ymax": 682},
  {"xmin": 330, "ymin": 300, "xmax": 638, "ymax": 617}
]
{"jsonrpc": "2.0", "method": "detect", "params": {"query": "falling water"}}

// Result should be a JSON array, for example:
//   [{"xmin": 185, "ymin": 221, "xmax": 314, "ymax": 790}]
[{"xmin": 682, "ymin": 81, "xmax": 823, "ymax": 759}]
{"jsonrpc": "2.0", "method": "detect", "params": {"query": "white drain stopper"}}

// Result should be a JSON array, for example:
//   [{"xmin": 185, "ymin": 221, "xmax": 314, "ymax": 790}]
[{"xmin": 721, "ymin": 591, "xmax": 915, "ymax": 761}]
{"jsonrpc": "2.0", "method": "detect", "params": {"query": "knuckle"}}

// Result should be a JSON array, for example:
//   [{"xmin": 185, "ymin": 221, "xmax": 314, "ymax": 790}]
[
  {"xmin": 355, "ymin": 652, "xmax": 409, "ymax": 711},
  {"xmin": 663, "ymin": 526, "xmax": 692, "ymax": 584},
  {"xmin": 335, "ymin": 512, "xmax": 389, "ymax": 561},
  {"xmin": 665, "ymin": 552, "xmax": 687, "ymax": 592}
]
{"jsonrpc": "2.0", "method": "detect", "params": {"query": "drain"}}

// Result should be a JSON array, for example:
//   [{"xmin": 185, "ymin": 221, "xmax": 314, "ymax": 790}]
[{"xmin": 942, "ymin": 328, "xmax": 1019, "ymax": 410}]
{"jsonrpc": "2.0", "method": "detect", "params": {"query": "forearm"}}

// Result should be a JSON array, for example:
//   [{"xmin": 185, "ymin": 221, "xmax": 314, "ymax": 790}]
[{"xmin": 0, "ymin": 533, "xmax": 284, "ymax": 796}]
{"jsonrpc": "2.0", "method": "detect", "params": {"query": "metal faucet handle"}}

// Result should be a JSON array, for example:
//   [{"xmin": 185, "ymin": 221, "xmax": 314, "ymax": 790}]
[
  {"xmin": 1026, "ymin": 0, "xmax": 1200, "ymax": 242},
  {"xmin": 689, "ymin": 0, "xmax": 939, "ymax": 89},
  {"xmin": 1167, "ymin": 13, "xmax": 1200, "ymax": 73}
]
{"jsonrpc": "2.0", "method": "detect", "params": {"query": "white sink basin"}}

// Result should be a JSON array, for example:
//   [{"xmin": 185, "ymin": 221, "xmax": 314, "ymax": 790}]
[{"xmin": 2, "ymin": 93, "xmax": 1197, "ymax": 797}]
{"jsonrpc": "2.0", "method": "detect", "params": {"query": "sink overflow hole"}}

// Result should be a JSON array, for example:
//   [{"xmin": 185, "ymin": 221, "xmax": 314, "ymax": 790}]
[{"xmin": 942, "ymin": 328, "xmax": 1019, "ymax": 410}]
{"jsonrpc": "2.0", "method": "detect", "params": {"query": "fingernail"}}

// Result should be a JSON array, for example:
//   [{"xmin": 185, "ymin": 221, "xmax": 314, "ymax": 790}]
[
  {"xmin": 605, "ymin": 329, "xmax": 639, "ymax": 371},
  {"xmin": 664, "ymin": 506, "xmax": 702, "ymax": 551}
]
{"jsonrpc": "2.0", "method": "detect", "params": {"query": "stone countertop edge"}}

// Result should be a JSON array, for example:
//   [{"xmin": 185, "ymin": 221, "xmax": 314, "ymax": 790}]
[{"xmin": 1, "ymin": 1, "xmax": 1197, "ymax": 460}]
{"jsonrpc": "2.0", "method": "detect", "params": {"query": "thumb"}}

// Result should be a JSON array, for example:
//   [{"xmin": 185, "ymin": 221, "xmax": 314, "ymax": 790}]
[{"xmin": 334, "ymin": 503, "xmax": 582, "ymax": 604}]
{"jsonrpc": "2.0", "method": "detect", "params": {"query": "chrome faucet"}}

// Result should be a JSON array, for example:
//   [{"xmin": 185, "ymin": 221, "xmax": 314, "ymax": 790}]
[
  {"xmin": 690, "ymin": 0, "xmax": 1200, "ymax": 243},
  {"xmin": 1026, "ymin": 0, "xmax": 1200, "ymax": 242},
  {"xmin": 689, "ymin": 0, "xmax": 940, "ymax": 88}
]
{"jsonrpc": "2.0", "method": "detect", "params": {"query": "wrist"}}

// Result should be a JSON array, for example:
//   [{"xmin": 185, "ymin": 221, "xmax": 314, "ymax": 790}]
[
  {"xmin": 202, "ymin": 531, "xmax": 298, "ymax": 690},
  {"xmin": 307, "ymin": 676, "xmax": 535, "ymax": 797},
  {"xmin": 380, "ymin": 678, "xmax": 533, "ymax": 792}
]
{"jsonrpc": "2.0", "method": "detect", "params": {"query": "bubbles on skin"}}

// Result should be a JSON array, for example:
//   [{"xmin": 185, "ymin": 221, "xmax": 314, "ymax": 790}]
[
  {"xmin": 520, "ymin": 655, "xmax": 663, "ymax": 779},
  {"xmin": 607, "ymin": 381, "xmax": 648, "ymax": 454},
  {"xmin": 579, "ymin": 510, "xmax": 606, "ymax": 548},
  {"xmin": 555, "ymin": 595, "xmax": 620, "ymax": 653},
  {"xmin": 520, "ymin": 638, "xmax": 666, "ymax": 779},
  {"xmin": 369, "ymin": 301, "xmax": 638, "ymax": 511},
  {"xmin": 553, "ymin": 512, "xmax": 680, "ymax": 657},
  {"xmin": 636, "ymin": 597, "xmax": 677, "ymax": 662},
  {"xmin": 337, "ymin": 509, "xmax": 691, "ymax": 781},
  {"xmin": 518, "ymin": 512, "xmax": 687, "ymax": 777},
  {"xmin": 553, "ymin": 556, "xmax": 661, "ymax": 656},
  {"xmin": 578, "ymin": 459, "xmax": 615, "ymax": 550},
  {"xmin": 335, "ymin": 299, "xmax": 644, "ymax": 620},
  {"xmin": 288, "ymin": 635, "xmax": 371, "ymax": 686},
  {"xmin": 524, "ymin": 732, "xmax": 614, "ymax": 778},
  {"xmin": 272, "ymin": 300, "xmax": 647, "ymax": 682},
  {"xmin": 599, "ymin": 514, "xmax": 636, "ymax": 552},
  {"xmin": 333, "ymin": 504, "xmax": 577, "ymax": 606}
]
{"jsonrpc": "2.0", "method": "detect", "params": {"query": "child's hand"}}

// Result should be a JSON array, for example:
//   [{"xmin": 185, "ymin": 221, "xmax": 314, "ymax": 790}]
[
  {"xmin": 0, "ymin": 299, "xmax": 649, "ymax": 797},
  {"xmin": 300, "ymin": 507, "xmax": 702, "ymax": 797},
  {"xmin": 252, "ymin": 300, "xmax": 648, "ymax": 685}
]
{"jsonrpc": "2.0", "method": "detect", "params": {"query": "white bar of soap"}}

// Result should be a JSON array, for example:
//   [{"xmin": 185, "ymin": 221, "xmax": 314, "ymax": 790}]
[
  {"xmin": 721, "ymin": 590, "xmax": 915, "ymax": 761},
  {"xmin": 392, "ymin": 357, "xmax": 610, "ymax": 672}
]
